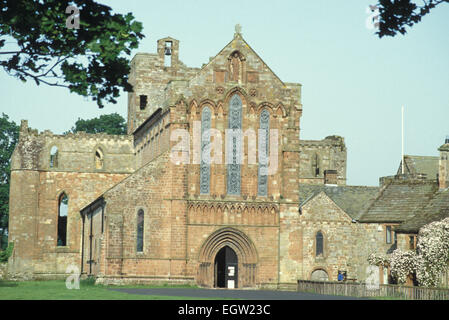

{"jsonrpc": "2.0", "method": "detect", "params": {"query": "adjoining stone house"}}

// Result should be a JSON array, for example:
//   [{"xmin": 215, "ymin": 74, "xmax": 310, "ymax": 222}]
[
  {"xmin": 393, "ymin": 141, "xmax": 449, "ymax": 287},
  {"xmin": 356, "ymin": 140, "xmax": 449, "ymax": 286},
  {"xmin": 6, "ymin": 26, "xmax": 448, "ymax": 288},
  {"xmin": 297, "ymin": 184, "xmax": 379, "ymax": 282}
]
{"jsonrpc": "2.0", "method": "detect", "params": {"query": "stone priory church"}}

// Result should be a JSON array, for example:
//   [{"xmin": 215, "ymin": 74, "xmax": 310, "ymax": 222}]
[{"xmin": 10, "ymin": 26, "xmax": 439, "ymax": 289}]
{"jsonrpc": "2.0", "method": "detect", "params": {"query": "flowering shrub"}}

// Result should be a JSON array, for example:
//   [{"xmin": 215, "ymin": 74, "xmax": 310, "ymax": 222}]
[
  {"xmin": 389, "ymin": 250, "xmax": 417, "ymax": 284},
  {"xmin": 368, "ymin": 252, "xmax": 389, "ymax": 267},
  {"xmin": 415, "ymin": 217, "xmax": 449, "ymax": 287},
  {"xmin": 367, "ymin": 217, "xmax": 449, "ymax": 287}
]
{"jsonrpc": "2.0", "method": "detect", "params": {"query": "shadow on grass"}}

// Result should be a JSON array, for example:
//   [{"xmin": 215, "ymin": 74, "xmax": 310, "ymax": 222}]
[{"xmin": 0, "ymin": 281, "xmax": 18, "ymax": 288}]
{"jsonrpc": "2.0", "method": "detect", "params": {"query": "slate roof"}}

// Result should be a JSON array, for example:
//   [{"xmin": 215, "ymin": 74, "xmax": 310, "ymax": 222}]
[
  {"xmin": 358, "ymin": 180, "xmax": 439, "ymax": 223},
  {"xmin": 397, "ymin": 155, "xmax": 439, "ymax": 180},
  {"xmin": 395, "ymin": 188, "xmax": 449, "ymax": 234},
  {"xmin": 298, "ymin": 184, "xmax": 379, "ymax": 220}
]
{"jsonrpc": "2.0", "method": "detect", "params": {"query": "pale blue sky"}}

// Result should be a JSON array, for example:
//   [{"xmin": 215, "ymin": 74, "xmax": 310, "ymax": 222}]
[{"xmin": 0, "ymin": 0, "xmax": 448, "ymax": 186}]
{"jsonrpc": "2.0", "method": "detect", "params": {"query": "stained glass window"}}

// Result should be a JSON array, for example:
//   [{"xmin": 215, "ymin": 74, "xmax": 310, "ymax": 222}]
[
  {"xmin": 200, "ymin": 107, "xmax": 212, "ymax": 194},
  {"xmin": 227, "ymin": 94, "xmax": 242, "ymax": 195},
  {"xmin": 258, "ymin": 109, "xmax": 270, "ymax": 196}
]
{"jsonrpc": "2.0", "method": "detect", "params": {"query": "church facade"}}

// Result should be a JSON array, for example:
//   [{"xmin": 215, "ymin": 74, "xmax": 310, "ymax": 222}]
[{"xmin": 8, "ymin": 27, "xmax": 447, "ymax": 288}]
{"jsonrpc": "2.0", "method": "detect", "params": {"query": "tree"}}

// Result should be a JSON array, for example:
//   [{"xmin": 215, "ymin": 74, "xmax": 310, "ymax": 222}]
[
  {"xmin": 0, "ymin": 114, "xmax": 19, "ymax": 250},
  {"xmin": 66, "ymin": 113, "xmax": 127, "ymax": 135},
  {"xmin": 0, "ymin": 0, "xmax": 144, "ymax": 108},
  {"xmin": 376, "ymin": 0, "xmax": 449, "ymax": 37}
]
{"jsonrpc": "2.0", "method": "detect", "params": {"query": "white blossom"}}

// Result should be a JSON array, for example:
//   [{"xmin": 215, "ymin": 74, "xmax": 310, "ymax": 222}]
[{"xmin": 367, "ymin": 217, "xmax": 449, "ymax": 287}]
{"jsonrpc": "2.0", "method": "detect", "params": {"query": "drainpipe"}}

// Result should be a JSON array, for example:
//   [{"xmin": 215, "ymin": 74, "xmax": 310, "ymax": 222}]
[
  {"xmin": 80, "ymin": 212, "xmax": 85, "ymax": 275},
  {"xmin": 89, "ymin": 208, "xmax": 93, "ymax": 275}
]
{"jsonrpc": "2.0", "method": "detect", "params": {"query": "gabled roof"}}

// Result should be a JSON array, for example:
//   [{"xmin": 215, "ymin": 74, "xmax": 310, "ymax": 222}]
[
  {"xmin": 299, "ymin": 184, "xmax": 378, "ymax": 220},
  {"xmin": 395, "ymin": 188, "xmax": 449, "ymax": 234},
  {"xmin": 397, "ymin": 155, "xmax": 439, "ymax": 180},
  {"xmin": 358, "ymin": 179, "xmax": 438, "ymax": 223},
  {"xmin": 191, "ymin": 31, "xmax": 286, "ymax": 87}
]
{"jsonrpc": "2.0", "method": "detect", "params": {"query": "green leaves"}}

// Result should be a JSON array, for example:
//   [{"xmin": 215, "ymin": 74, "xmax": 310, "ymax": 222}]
[
  {"xmin": 0, "ymin": 0, "xmax": 145, "ymax": 108},
  {"xmin": 376, "ymin": 0, "xmax": 449, "ymax": 38},
  {"xmin": 66, "ymin": 113, "xmax": 127, "ymax": 135},
  {"xmin": 0, "ymin": 242, "xmax": 13, "ymax": 262},
  {"xmin": 0, "ymin": 114, "xmax": 19, "ymax": 250}
]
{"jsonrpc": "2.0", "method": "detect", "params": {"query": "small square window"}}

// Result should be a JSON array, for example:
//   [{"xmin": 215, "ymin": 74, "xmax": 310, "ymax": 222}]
[{"xmin": 140, "ymin": 95, "xmax": 147, "ymax": 110}]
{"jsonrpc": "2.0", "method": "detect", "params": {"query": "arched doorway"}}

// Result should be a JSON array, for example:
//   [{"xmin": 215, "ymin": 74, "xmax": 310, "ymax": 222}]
[
  {"xmin": 214, "ymin": 246, "xmax": 238, "ymax": 288},
  {"xmin": 311, "ymin": 269, "xmax": 329, "ymax": 281},
  {"xmin": 197, "ymin": 227, "xmax": 258, "ymax": 288}
]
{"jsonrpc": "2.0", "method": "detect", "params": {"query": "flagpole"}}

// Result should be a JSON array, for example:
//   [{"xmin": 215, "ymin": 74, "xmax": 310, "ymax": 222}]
[{"xmin": 402, "ymin": 106, "xmax": 404, "ymax": 174}]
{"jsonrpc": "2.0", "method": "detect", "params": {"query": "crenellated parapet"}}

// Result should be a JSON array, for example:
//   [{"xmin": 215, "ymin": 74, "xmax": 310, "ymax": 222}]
[{"xmin": 12, "ymin": 120, "xmax": 135, "ymax": 173}]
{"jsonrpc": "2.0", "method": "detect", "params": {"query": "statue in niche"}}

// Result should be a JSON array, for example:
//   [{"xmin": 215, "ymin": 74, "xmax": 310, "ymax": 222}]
[{"xmin": 230, "ymin": 52, "xmax": 240, "ymax": 82}]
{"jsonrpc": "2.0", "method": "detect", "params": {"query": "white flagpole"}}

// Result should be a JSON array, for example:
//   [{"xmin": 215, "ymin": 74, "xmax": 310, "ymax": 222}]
[{"xmin": 402, "ymin": 106, "xmax": 404, "ymax": 174}]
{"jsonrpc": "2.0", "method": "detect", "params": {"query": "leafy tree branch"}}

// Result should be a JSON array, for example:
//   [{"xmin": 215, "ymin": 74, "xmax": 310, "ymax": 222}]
[{"xmin": 0, "ymin": 0, "xmax": 144, "ymax": 108}]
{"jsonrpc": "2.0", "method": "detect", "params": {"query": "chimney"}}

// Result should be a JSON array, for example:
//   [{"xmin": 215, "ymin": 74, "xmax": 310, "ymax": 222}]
[
  {"xmin": 324, "ymin": 170, "xmax": 338, "ymax": 185},
  {"xmin": 438, "ymin": 137, "xmax": 449, "ymax": 190}
]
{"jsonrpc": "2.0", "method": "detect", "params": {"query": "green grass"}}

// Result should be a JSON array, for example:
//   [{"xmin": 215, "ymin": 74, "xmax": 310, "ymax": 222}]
[{"xmin": 0, "ymin": 280, "xmax": 209, "ymax": 300}]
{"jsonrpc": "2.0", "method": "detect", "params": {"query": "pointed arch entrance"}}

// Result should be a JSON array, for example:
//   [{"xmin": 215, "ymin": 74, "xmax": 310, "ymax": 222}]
[{"xmin": 197, "ymin": 227, "xmax": 258, "ymax": 288}]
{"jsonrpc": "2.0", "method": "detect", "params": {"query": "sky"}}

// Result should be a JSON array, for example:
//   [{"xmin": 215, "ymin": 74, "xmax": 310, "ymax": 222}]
[{"xmin": 0, "ymin": 0, "xmax": 448, "ymax": 186}]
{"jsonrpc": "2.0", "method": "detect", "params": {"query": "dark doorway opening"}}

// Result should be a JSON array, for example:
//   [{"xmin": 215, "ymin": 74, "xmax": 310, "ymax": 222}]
[{"xmin": 214, "ymin": 246, "xmax": 238, "ymax": 288}]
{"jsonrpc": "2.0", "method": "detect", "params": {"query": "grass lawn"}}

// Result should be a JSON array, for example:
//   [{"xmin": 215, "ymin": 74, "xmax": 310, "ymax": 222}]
[{"xmin": 0, "ymin": 280, "xmax": 211, "ymax": 300}]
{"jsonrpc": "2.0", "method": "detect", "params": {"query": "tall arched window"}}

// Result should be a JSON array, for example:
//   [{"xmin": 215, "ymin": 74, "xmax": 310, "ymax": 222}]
[
  {"xmin": 200, "ymin": 107, "xmax": 212, "ymax": 194},
  {"xmin": 312, "ymin": 153, "xmax": 320, "ymax": 176},
  {"xmin": 136, "ymin": 209, "xmax": 144, "ymax": 252},
  {"xmin": 258, "ymin": 109, "xmax": 270, "ymax": 196},
  {"xmin": 227, "ymin": 94, "xmax": 242, "ymax": 195},
  {"xmin": 95, "ymin": 148, "xmax": 104, "ymax": 170},
  {"xmin": 316, "ymin": 231, "xmax": 324, "ymax": 257},
  {"xmin": 57, "ymin": 193, "xmax": 68, "ymax": 246},
  {"xmin": 50, "ymin": 146, "xmax": 58, "ymax": 168}
]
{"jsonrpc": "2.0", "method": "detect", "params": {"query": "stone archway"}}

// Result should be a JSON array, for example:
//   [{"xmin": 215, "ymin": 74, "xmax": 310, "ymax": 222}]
[
  {"xmin": 197, "ymin": 227, "xmax": 258, "ymax": 288},
  {"xmin": 310, "ymin": 269, "xmax": 329, "ymax": 281}
]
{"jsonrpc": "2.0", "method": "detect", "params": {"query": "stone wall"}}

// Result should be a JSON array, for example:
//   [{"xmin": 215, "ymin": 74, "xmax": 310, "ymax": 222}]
[
  {"xmin": 12, "ymin": 120, "xmax": 135, "ymax": 173},
  {"xmin": 134, "ymin": 109, "xmax": 171, "ymax": 169},
  {"xmin": 299, "ymin": 136, "xmax": 347, "ymax": 186},
  {"xmin": 297, "ymin": 191, "xmax": 411, "ymax": 283},
  {"xmin": 8, "ymin": 122, "xmax": 134, "ymax": 278},
  {"xmin": 127, "ymin": 37, "xmax": 200, "ymax": 134}
]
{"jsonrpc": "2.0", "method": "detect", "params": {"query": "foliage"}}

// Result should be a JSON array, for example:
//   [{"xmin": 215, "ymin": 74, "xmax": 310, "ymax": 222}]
[
  {"xmin": 0, "ymin": 242, "xmax": 13, "ymax": 263},
  {"xmin": 376, "ymin": 0, "xmax": 449, "ymax": 37},
  {"xmin": 368, "ymin": 217, "xmax": 449, "ymax": 287},
  {"xmin": 0, "ymin": 114, "xmax": 19, "ymax": 250},
  {"xmin": 66, "ymin": 113, "xmax": 127, "ymax": 135},
  {"xmin": 0, "ymin": 0, "xmax": 144, "ymax": 108},
  {"xmin": 80, "ymin": 275, "xmax": 97, "ymax": 287},
  {"xmin": 415, "ymin": 217, "xmax": 449, "ymax": 287},
  {"xmin": 389, "ymin": 250, "xmax": 417, "ymax": 284},
  {"xmin": 368, "ymin": 252, "xmax": 390, "ymax": 267}
]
